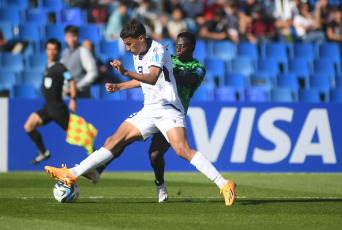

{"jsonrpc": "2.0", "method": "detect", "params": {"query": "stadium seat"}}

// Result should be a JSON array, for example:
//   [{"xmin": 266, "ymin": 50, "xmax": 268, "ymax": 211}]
[
  {"xmin": 336, "ymin": 75, "xmax": 342, "ymax": 88},
  {"xmin": 318, "ymin": 43, "xmax": 341, "ymax": 73},
  {"xmin": 6, "ymin": 0, "xmax": 28, "ymax": 10},
  {"xmin": 26, "ymin": 53, "xmax": 47, "ymax": 72},
  {"xmin": 229, "ymin": 57, "xmax": 255, "ymax": 82},
  {"xmin": 214, "ymin": 86, "xmax": 236, "ymax": 101},
  {"xmin": 19, "ymin": 24, "xmax": 40, "ymax": 52},
  {"xmin": 236, "ymin": 42, "xmax": 259, "ymax": 61},
  {"xmin": 127, "ymin": 87, "xmax": 144, "ymax": 101},
  {"xmin": 0, "ymin": 6, "xmax": 21, "ymax": 25},
  {"xmin": 208, "ymin": 40, "xmax": 235, "ymax": 61},
  {"xmin": 13, "ymin": 83, "xmax": 38, "ymax": 99},
  {"xmin": 261, "ymin": 42, "xmax": 288, "ymax": 71},
  {"xmin": 277, "ymin": 73, "xmax": 299, "ymax": 100},
  {"xmin": 330, "ymin": 88, "xmax": 342, "ymax": 102},
  {"xmin": 293, "ymin": 43, "xmax": 316, "ymax": 63},
  {"xmin": 44, "ymin": 24, "xmax": 65, "ymax": 40},
  {"xmin": 298, "ymin": 88, "xmax": 321, "ymax": 102},
  {"xmin": 245, "ymin": 87, "xmax": 267, "ymax": 102},
  {"xmin": 99, "ymin": 40, "xmax": 120, "ymax": 63},
  {"xmin": 42, "ymin": 0, "xmax": 64, "ymax": 11},
  {"xmin": 79, "ymin": 24, "xmax": 101, "ymax": 43},
  {"xmin": 0, "ymin": 70, "xmax": 17, "ymax": 97},
  {"xmin": 288, "ymin": 58, "xmax": 311, "ymax": 88},
  {"xmin": 1, "ymin": 53, "xmax": 24, "ymax": 73},
  {"xmin": 191, "ymin": 86, "xmax": 212, "ymax": 101},
  {"xmin": 21, "ymin": 70, "xmax": 43, "ymax": 97},
  {"xmin": 193, "ymin": 40, "xmax": 207, "ymax": 64},
  {"xmin": 225, "ymin": 72, "xmax": 246, "ymax": 101},
  {"xmin": 309, "ymin": 73, "xmax": 331, "ymax": 101},
  {"xmin": 0, "ymin": 22, "xmax": 14, "ymax": 41},
  {"xmin": 313, "ymin": 58, "xmax": 336, "ymax": 79},
  {"xmin": 61, "ymin": 8, "xmax": 83, "ymax": 26},
  {"xmin": 204, "ymin": 57, "xmax": 225, "ymax": 87},
  {"xmin": 250, "ymin": 72, "xmax": 273, "ymax": 95},
  {"xmin": 25, "ymin": 8, "xmax": 48, "ymax": 26},
  {"xmin": 257, "ymin": 58, "xmax": 280, "ymax": 78},
  {"xmin": 271, "ymin": 88, "xmax": 294, "ymax": 102}
]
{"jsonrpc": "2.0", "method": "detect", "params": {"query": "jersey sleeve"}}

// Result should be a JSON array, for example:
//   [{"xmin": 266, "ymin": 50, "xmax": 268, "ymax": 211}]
[{"xmin": 148, "ymin": 44, "xmax": 165, "ymax": 69}]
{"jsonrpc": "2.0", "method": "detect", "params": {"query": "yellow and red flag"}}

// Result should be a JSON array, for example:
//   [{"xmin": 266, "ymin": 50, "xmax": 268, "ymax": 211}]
[{"xmin": 66, "ymin": 113, "xmax": 98, "ymax": 154}]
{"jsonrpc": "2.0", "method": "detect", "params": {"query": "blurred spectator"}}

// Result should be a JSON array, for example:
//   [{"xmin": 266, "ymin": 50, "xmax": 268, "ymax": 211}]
[
  {"xmin": 199, "ymin": 8, "xmax": 229, "ymax": 40},
  {"xmin": 162, "ymin": 0, "xmax": 182, "ymax": 16},
  {"xmin": 105, "ymin": 1, "xmax": 131, "ymax": 40},
  {"xmin": 180, "ymin": 0, "xmax": 204, "ymax": 20},
  {"xmin": 82, "ymin": 39, "xmax": 117, "ymax": 84},
  {"xmin": 132, "ymin": 0, "xmax": 162, "ymax": 39},
  {"xmin": 314, "ymin": 0, "xmax": 333, "ymax": 32},
  {"xmin": 61, "ymin": 25, "xmax": 98, "ymax": 98},
  {"xmin": 160, "ymin": 14, "xmax": 171, "ymax": 39},
  {"xmin": 203, "ymin": 0, "xmax": 224, "ymax": 22},
  {"xmin": 0, "ymin": 30, "xmax": 29, "ymax": 54},
  {"xmin": 167, "ymin": 7, "xmax": 188, "ymax": 39},
  {"xmin": 87, "ymin": 0, "xmax": 109, "ymax": 24},
  {"xmin": 223, "ymin": 0, "xmax": 247, "ymax": 43},
  {"xmin": 293, "ymin": 3, "xmax": 326, "ymax": 43},
  {"xmin": 247, "ymin": 4, "xmax": 275, "ymax": 44},
  {"xmin": 326, "ymin": 7, "xmax": 342, "ymax": 55},
  {"xmin": 242, "ymin": 0, "xmax": 258, "ymax": 17},
  {"xmin": 263, "ymin": 0, "xmax": 275, "ymax": 18}
]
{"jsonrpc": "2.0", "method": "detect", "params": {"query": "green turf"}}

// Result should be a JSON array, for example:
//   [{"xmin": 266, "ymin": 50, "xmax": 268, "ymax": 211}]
[{"xmin": 0, "ymin": 172, "xmax": 341, "ymax": 230}]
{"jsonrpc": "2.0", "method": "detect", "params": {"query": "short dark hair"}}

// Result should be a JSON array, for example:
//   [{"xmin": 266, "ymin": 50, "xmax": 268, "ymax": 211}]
[
  {"xmin": 177, "ymin": 31, "xmax": 196, "ymax": 47},
  {"xmin": 120, "ymin": 18, "xmax": 146, "ymax": 39},
  {"xmin": 45, "ymin": 38, "xmax": 62, "ymax": 51},
  {"xmin": 64, "ymin": 25, "xmax": 79, "ymax": 35}
]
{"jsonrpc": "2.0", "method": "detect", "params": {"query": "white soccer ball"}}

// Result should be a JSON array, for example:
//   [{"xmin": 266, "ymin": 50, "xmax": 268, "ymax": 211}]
[{"xmin": 53, "ymin": 181, "xmax": 79, "ymax": 203}]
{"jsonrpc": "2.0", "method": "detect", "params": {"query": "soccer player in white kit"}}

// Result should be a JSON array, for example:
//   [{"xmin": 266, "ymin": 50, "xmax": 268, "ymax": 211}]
[{"xmin": 45, "ymin": 19, "xmax": 236, "ymax": 206}]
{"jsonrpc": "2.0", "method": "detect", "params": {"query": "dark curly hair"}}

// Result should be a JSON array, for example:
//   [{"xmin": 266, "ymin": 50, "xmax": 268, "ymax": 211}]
[{"xmin": 120, "ymin": 18, "xmax": 146, "ymax": 39}]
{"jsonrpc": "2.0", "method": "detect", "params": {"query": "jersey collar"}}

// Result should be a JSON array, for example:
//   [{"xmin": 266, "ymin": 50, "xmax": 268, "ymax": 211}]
[{"xmin": 139, "ymin": 38, "xmax": 152, "ymax": 58}]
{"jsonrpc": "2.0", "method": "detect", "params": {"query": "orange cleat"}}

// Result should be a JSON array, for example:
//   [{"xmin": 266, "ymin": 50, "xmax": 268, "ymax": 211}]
[
  {"xmin": 220, "ymin": 180, "xmax": 236, "ymax": 206},
  {"xmin": 45, "ymin": 164, "xmax": 78, "ymax": 186}
]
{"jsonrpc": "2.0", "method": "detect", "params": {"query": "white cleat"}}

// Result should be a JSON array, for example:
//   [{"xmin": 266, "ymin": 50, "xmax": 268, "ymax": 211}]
[
  {"xmin": 75, "ymin": 164, "xmax": 101, "ymax": 184},
  {"xmin": 156, "ymin": 183, "xmax": 168, "ymax": 203}
]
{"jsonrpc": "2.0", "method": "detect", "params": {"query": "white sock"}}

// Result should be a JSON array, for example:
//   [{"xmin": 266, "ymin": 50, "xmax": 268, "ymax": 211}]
[
  {"xmin": 70, "ymin": 147, "xmax": 113, "ymax": 177},
  {"xmin": 190, "ymin": 151, "xmax": 227, "ymax": 189}
]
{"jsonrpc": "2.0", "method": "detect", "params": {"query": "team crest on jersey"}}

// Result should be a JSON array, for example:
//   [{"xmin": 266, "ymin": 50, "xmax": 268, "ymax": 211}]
[
  {"xmin": 44, "ymin": 77, "xmax": 52, "ymax": 89},
  {"xmin": 196, "ymin": 67, "xmax": 204, "ymax": 77},
  {"xmin": 153, "ymin": 47, "xmax": 158, "ymax": 52},
  {"xmin": 138, "ymin": 55, "xmax": 143, "ymax": 60}
]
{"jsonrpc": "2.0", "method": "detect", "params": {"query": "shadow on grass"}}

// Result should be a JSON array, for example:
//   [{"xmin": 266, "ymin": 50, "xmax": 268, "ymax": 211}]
[{"xmin": 240, "ymin": 198, "xmax": 342, "ymax": 205}]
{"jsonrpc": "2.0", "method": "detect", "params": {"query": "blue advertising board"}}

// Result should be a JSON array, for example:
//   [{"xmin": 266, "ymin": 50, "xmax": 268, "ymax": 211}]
[{"xmin": 6, "ymin": 99, "xmax": 342, "ymax": 172}]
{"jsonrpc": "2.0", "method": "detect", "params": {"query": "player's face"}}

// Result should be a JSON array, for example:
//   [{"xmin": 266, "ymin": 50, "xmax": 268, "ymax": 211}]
[
  {"xmin": 45, "ymin": 43, "xmax": 60, "ymax": 62},
  {"xmin": 123, "ymin": 36, "xmax": 145, "ymax": 55},
  {"xmin": 175, "ymin": 37, "xmax": 194, "ymax": 62},
  {"xmin": 65, "ymin": 32, "xmax": 79, "ymax": 49}
]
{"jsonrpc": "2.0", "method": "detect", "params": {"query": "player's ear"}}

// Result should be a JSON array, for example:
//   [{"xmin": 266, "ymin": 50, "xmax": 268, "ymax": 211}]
[{"xmin": 138, "ymin": 35, "xmax": 144, "ymax": 42}]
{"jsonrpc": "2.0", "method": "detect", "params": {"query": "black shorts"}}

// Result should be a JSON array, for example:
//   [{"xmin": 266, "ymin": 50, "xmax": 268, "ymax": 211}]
[{"xmin": 36, "ymin": 102, "xmax": 69, "ymax": 131}]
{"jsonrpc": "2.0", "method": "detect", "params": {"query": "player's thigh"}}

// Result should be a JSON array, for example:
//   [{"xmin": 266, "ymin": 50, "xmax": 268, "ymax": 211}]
[
  {"xmin": 149, "ymin": 131, "xmax": 171, "ymax": 157},
  {"xmin": 167, "ymin": 127, "xmax": 192, "ymax": 153},
  {"xmin": 24, "ymin": 112, "xmax": 44, "ymax": 132},
  {"xmin": 103, "ymin": 121, "xmax": 143, "ymax": 151}
]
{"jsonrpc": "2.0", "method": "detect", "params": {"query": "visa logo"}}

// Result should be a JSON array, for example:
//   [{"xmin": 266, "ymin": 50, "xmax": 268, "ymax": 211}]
[{"xmin": 187, "ymin": 107, "xmax": 337, "ymax": 164}]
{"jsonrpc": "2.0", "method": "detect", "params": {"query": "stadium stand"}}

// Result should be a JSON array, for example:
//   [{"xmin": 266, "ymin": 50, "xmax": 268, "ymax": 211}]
[{"xmin": 13, "ymin": 83, "xmax": 37, "ymax": 98}]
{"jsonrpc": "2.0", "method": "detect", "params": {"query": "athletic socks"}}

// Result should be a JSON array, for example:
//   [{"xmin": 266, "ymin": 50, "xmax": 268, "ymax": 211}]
[
  {"xmin": 28, "ymin": 130, "xmax": 46, "ymax": 153},
  {"xmin": 95, "ymin": 147, "xmax": 124, "ymax": 173},
  {"xmin": 190, "ymin": 151, "xmax": 227, "ymax": 189},
  {"xmin": 70, "ymin": 147, "xmax": 113, "ymax": 177}
]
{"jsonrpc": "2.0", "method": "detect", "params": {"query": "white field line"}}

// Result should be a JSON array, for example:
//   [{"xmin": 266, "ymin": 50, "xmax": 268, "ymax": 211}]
[{"xmin": 18, "ymin": 196, "xmax": 342, "ymax": 200}]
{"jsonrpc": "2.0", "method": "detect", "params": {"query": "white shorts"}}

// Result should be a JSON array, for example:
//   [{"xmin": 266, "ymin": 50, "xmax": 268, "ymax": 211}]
[{"xmin": 125, "ymin": 105, "xmax": 186, "ymax": 142}]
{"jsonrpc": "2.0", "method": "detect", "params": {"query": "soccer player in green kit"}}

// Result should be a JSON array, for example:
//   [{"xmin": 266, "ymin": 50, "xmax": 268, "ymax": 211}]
[{"xmin": 83, "ymin": 32, "xmax": 208, "ymax": 203}]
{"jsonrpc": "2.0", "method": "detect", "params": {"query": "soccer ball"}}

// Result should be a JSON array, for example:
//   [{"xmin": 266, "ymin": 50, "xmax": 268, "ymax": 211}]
[{"xmin": 53, "ymin": 181, "xmax": 79, "ymax": 203}]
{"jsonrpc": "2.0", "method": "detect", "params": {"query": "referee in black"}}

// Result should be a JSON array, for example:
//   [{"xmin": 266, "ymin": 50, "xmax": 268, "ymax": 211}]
[{"xmin": 24, "ymin": 38, "xmax": 77, "ymax": 165}]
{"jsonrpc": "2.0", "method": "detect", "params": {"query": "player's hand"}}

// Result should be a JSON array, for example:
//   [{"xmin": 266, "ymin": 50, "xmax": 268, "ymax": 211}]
[
  {"xmin": 110, "ymin": 60, "xmax": 127, "ymax": 76},
  {"xmin": 69, "ymin": 99, "xmax": 77, "ymax": 113},
  {"xmin": 105, "ymin": 83, "xmax": 119, "ymax": 93}
]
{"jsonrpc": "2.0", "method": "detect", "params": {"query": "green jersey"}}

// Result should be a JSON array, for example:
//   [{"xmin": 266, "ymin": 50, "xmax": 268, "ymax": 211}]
[{"xmin": 172, "ymin": 55, "xmax": 206, "ymax": 113}]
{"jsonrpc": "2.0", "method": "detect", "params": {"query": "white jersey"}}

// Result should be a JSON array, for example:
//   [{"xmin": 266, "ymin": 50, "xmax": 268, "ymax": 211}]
[{"xmin": 133, "ymin": 39, "xmax": 184, "ymax": 114}]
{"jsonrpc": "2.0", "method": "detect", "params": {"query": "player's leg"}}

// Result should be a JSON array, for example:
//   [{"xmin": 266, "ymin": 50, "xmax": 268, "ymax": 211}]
[
  {"xmin": 45, "ymin": 121, "xmax": 143, "ymax": 185},
  {"xmin": 149, "ymin": 131, "xmax": 170, "ymax": 202},
  {"xmin": 24, "ymin": 109, "xmax": 51, "ymax": 165},
  {"xmin": 167, "ymin": 127, "xmax": 236, "ymax": 206}
]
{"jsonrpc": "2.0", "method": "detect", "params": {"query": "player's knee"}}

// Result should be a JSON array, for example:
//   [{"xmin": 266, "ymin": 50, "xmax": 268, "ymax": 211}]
[{"xmin": 149, "ymin": 150, "xmax": 162, "ymax": 163}]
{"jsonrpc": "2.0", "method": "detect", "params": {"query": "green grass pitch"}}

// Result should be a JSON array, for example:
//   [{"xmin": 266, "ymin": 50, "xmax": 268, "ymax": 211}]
[{"xmin": 0, "ymin": 172, "xmax": 341, "ymax": 230}]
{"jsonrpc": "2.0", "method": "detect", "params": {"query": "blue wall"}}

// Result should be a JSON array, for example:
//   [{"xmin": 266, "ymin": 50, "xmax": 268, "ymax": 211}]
[{"xmin": 8, "ymin": 99, "xmax": 342, "ymax": 172}]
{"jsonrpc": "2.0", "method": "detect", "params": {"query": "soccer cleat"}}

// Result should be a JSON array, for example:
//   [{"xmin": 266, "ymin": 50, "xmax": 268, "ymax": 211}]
[
  {"xmin": 220, "ymin": 180, "xmax": 236, "ymax": 206},
  {"xmin": 30, "ymin": 150, "xmax": 51, "ymax": 165},
  {"xmin": 155, "ymin": 182, "xmax": 168, "ymax": 203},
  {"xmin": 45, "ymin": 164, "xmax": 78, "ymax": 186},
  {"xmin": 82, "ymin": 169, "xmax": 100, "ymax": 184}
]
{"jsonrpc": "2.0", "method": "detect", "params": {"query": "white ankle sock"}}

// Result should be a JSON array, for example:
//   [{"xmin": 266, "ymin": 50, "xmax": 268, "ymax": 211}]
[
  {"xmin": 190, "ymin": 151, "xmax": 227, "ymax": 189},
  {"xmin": 70, "ymin": 147, "xmax": 113, "ymax": 177}
]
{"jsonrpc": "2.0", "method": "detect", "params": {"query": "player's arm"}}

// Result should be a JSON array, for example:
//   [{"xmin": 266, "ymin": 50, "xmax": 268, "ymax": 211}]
[
  {"xmin": 110, "ymin": 60, "xmax": 161, "ymax": 85},
  {"xmin": 69, "ymin": 79, "xmax": 77, "ymax": 113},
  {"xmin": 106, "ymin": 79, "xmax": 141, "ymax": 93}
]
